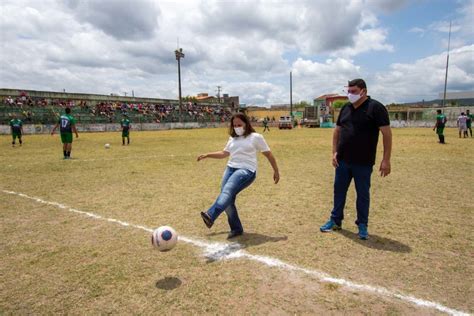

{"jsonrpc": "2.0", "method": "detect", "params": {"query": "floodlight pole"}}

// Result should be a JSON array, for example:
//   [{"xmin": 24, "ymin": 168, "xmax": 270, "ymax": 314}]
[{"xmin": 175, "ymin": 48, "xmax": 185, "ymax": 122}]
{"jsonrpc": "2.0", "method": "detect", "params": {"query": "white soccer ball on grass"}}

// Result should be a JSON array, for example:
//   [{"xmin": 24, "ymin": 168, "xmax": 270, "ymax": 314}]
[{"xmin": 151, "ymin": 226, "xmax": 178, "ymax": 252}]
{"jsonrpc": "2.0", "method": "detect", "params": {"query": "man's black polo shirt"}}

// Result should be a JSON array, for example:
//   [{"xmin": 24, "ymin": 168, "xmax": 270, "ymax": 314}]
[{"xmin": 336, "ymin": 97, "xmax": 390, "ymax": 166}]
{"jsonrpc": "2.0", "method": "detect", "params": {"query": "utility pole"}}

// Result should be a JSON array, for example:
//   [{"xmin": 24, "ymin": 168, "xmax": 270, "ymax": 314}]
[
  {"xmin": 290, "ymin": 71, "xmax": 293, "ymax": 118},
  {"xmin": 216, "ymin": 85, "xmax": 222, "ymax": 103},
  {"xmin": 442, "ymin": 21, "xmax": 451, "ymax": 107},
  {"xmin": 175, "ymin": 48, "xmax": 185, "ymax": 122}
]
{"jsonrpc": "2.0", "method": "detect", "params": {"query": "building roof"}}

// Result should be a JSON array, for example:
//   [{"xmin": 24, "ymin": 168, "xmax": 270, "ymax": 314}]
[{"xmin": 314, "ymin": 94, "xmax": 347, "ymax": 100}]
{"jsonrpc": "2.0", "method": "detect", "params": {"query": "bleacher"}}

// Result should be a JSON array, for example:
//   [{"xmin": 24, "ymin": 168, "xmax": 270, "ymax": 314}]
[{"xmin": 0, "ymin": 100, "xmax": 232, "ymax": 125}]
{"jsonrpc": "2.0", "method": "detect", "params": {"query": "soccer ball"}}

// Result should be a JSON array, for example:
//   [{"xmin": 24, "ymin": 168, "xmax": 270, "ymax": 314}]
[
  {"xmin": 151, "ymin": 226, "xmax": 178, "ymax": 252},
  {"xmin": 104, "ymin": 143, "xmax": 110, "ymax": 149}
]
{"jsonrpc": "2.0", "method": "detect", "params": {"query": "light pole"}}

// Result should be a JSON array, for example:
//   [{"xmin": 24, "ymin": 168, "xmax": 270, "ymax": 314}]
[{"xmin": 175, "ymin": 48, "xmax": 185, "ymax": 122}]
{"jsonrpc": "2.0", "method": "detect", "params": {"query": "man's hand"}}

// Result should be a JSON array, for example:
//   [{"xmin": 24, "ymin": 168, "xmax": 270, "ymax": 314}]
[
  {"xmin": 379, "ymin": 159, "xmax": 391, "ymax": 177},
  {"xmin": 332, "ymin": 152, "xmax": 339, "ymax": 168},
  {"xmin": 197, "ymin": 154, "xmax": 207, "ymax": 161}
]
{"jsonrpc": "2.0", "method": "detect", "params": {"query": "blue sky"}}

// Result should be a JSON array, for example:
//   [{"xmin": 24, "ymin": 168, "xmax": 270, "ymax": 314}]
[{"xmin": 0, "ymin": 0, "xmax": 473, "ymax": 106}]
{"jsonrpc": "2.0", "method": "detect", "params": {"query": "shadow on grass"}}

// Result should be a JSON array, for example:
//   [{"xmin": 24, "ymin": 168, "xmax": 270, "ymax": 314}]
[
  {"xmin": 207, "ymin": 231, "xmax": 288, "ymax": 249},
  {"xmin": 155, "ymin": 277, "xmax": 182, "ymax": 290},
  {"xmin": 338, "ymin": 229, "xmax": 411, "ymax": 253}
]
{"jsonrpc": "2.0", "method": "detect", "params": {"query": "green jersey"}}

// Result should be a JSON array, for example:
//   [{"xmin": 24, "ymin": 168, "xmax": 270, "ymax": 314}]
[
  {"xmin": 59, "ymin": 114, "xmax": 76, "ymax": 133},
  {"xmin": 467, "ymin": 114, "xmax": 473, "ymax": 127},
  {"xmin": 121, "ymin": 118, "xmax": 131, "ymax": 131},
  {"xmin": 436, "ymin": 114, "xmax": 446, "ymax": 127},
  {"xmin": 10, "ymin": 119, "xmax": 23, "ymax": 134}
]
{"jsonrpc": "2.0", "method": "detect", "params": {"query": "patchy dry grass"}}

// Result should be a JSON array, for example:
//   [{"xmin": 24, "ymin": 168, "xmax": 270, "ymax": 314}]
[{"xmin": 0, "ymin": 127, "xmax": 472, "ymax": 314}]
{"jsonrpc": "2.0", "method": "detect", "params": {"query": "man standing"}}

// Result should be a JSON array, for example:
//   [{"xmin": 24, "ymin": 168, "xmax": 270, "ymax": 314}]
[
  {"xmin": 466, "ymin": 109, "xmax": 472, "ymax": 138},
  {"xmin": 10, "ymin": 114, "xmax": 23, "ymax": 147},
  {"xmin": 433, "ymin": 109, "xmax": 447, "ymax": 144},
  {"xmin": 262, "ymin": 117, "xmax": 270, "ymax": 132},
  {"xmin": 320, "ymin": 79, "xmax": 392, "ymax": 240},
  {"xmin": 51, "ymin": 107, "xmax": 79, "ymax": 159},
  {"xmin": 121, "ymin": 114, "xmax": 131, "ymax": 145},
  {"xmin": 457, "ymin": 112, "xmax": 468, "ymax": 138}
]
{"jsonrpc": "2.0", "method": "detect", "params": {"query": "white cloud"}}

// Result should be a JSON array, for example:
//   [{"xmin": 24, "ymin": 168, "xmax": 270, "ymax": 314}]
[
  {"xmin": 372, "ymin": 45, "xmax": 474, "ymax": 104},
  {"xmin": 290, "ymin": 57, "xmax": 362, "ymax": 100},
  {"xmin": 409, "ymin": 27, "xmax": 425, "ymax": 37},
  {"xmin": 0, "ymin": 0, "xmax": 472, "ymax": 106},
  {"xmin": 62, "ymin": 0, "xmax": 160, "ymax": 40}
]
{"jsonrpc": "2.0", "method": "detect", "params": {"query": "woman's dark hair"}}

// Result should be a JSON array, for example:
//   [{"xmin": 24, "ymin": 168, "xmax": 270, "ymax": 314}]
[{"xmin": 229, "ymin": 113, "xmax": 256, "ymax": 138}]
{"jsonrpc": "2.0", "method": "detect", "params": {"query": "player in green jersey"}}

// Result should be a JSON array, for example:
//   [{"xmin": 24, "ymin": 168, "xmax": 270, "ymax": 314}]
[
  {"xmin": 9, "ymin": 114, "xmax": 23, "ymax": 147},
  {"xmin": 51, "ymin": 107, "xmax": 79, "ymax": 159},
  {"xmin": 121, "ymin": 114, "xmax": 131, "ymax": 145},
  {"xmin": 433, "ymin": 109, "xmax": 447, "ymax": 144},
  {"xmin": 466, "ymin": 109, "xmax": 473, "ymax": 138}
]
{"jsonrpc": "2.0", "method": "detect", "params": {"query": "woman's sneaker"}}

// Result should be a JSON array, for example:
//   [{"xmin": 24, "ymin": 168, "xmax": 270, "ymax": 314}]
[
  {"xmin": 200, "ymin": 212, "xmax": 213, "ymax": 229},
  {"xmin": 358, "ymin": 224, "xmax": 368, "ymax": 240},
  {"xmin": 320, "ymin": 219, "xmax": 341, "ymax": 232}
]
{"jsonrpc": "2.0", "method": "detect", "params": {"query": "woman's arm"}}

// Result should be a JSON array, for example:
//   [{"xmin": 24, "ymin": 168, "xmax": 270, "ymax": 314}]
[
  {"xmin": 197, "ymin": 151, "xmax": 230, "ymax": 161},
  {"xmin": 262, "ymin": 151, "xmax": 280, "ymax": 184}
]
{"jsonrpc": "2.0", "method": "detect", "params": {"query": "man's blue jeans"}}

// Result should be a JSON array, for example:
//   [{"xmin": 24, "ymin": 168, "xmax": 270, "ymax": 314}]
[
  {"xmin": 331, "ymin": 160, "xmax": 373, "ymax": 226},
  {"xmin": 207, "ymin": 166, "xmax": 256, "ymax": 233}
]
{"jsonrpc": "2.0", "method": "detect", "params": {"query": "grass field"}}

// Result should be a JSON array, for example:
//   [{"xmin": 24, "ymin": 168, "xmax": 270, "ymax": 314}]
[{"xmin": 1, "ymin": 127, "xmax": 473, "ymax": 315}]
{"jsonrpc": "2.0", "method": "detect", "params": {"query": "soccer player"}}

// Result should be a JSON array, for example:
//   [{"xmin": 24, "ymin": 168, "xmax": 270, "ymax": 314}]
[
  {"xmin": 433, "ymin": 109, "xmax": 447, "ymax": 144},
  {"xmin": 121, "ymin": 114, "xmax": 131, "ymax": 145},
  {"xmin": 10, "ymin": 114, "xmax": 23, "ymax": 147},
  {"xmin": 320, "ymin": 79, "xmax": 392, "ymax": 240},
  {"xmin": 51, "ymin": 107, "xmax": 79, "ymax": 159},
  {"xmin": 466, "ymin": 109, "xmax": 473, "ymax": 138},
  {"xmin": 457, "ymin": 112, "xmax": 468, "ymax": 138},
  {"xmin": 197, "ymin": 113, "xmax": 280, "ymax": 239}
]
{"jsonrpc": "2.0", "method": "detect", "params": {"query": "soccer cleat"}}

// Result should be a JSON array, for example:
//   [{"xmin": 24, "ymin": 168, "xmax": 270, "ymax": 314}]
[
  {"xmin": 358, "ymin": 224, "xmax": 368, "ymax": 240},
  {"xmin": 200, "ymin": 212, "xmax": 213, "ymax": 229},
  {"xmin": 320, "ymin": 219, "xmax": 341, "ymax": 232}
]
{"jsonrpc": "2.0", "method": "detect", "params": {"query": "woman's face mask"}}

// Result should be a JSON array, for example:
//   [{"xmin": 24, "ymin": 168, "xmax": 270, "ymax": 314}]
[{"xmin": 234, "ymin": 126, "xmax": 245, "ymax": 136}]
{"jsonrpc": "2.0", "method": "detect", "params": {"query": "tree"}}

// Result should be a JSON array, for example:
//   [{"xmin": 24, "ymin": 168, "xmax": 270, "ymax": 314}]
[
  {"xmin": 332, "ymin": 100, "xmax": 347, "ymax": 109},
  {"xmin": 294, "ymin": 101, "xmax": 311, "ymax": 110}
]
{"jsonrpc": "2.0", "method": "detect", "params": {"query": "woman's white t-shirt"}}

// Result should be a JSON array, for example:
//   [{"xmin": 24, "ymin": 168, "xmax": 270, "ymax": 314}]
[{"xmin": 223, "ymin": 133, "xmax": 270, "ymax": 172}]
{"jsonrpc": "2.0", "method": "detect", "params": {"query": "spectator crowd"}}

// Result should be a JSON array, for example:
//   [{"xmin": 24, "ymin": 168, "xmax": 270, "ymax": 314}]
[{"xmin": 3, "ymin": 93, "xmax": 233, "ymax": 124}]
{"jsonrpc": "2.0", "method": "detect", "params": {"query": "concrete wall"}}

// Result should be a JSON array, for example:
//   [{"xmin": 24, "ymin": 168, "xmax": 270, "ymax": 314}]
[
  {"xmin": 390, "ymin": 120, "xmax": 460, "ymax": 128},
  {"xmin": 0, "ymin": 122, "xmax": 228, "ymax": 135}
]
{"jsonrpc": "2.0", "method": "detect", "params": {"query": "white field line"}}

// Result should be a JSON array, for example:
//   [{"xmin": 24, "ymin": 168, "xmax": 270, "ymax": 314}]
[{"xmin": 1, "ymin": 189, "xmax": 470, "ymax": 316}]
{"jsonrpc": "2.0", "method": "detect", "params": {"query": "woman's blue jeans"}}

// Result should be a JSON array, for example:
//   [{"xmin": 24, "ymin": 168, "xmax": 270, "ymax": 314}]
[
  {"xmin": 207, "ymin": 166, "xmax": 256, "ymax": 233},
  {"xmin": 331, "ymin": 160, "xmax": 373, "ymax": 226}
]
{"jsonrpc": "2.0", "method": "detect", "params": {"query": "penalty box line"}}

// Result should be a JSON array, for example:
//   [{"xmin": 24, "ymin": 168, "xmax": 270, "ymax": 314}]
[{"xmin": 1, "ymin": 189, "xmax": 469, "ymax": 316}]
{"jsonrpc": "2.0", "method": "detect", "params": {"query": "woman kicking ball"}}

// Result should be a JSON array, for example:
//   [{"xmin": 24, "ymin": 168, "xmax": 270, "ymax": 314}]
[{"xmin": 197, "ymin": 113, "xmax": 280, "ymax": 239}]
